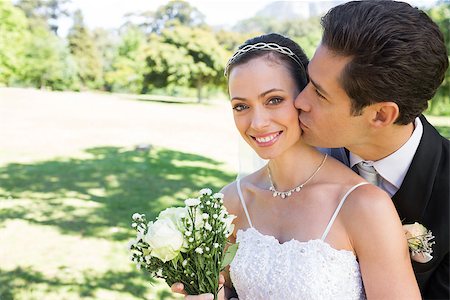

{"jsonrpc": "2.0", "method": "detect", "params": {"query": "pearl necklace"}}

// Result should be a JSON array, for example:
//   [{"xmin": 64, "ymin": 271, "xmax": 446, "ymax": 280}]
[{"xmin": 268, "ymin": 154, "xmax": 327, "ymax": 199}]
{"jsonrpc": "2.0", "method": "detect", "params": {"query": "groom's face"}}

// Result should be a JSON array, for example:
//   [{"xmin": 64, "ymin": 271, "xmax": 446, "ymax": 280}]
[{"xmin": 294, "ymin": 45, "xmax": 369, "ymax": 149}]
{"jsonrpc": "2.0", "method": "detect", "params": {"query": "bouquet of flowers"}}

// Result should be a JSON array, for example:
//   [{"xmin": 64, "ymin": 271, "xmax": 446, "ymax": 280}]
[
  {"xmin": 403, "ymin": 222, "xmax": 435, "ymax": 263},
  {"xmin": 128, "ymin": 188, "xmax": 238, "ymax": 299}
]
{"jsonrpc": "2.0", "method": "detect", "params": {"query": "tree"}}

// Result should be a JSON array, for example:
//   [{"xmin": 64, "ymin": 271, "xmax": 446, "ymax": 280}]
[
  {"xmin": 151, "ymin": 0, "xmax": 205, "ymax": 33},
  {"xmin": 129, "ymin": 0, "xmax": 206, "ymax": 34},
  {"xmin": 0, "ymin": 0, "xmax": 29, "ymax": 86},
  {"xmin": 142, "ymin": 26, "xmax": 227, "ymax": 102},
  {"xmin": 233, "ymin": 15, "xmax": 322, "ymax": 58},
  {"xmin": 15, "ymin": 0, "xmax": 71, "ymax": 35},
  {"xmin": 428, "ymin": 3, "xmax": 450, "ymax": 115},
  {"xmin": 67, "ymin": 9, "xmax": 103, "ymax": 89},
  {"xmin": 20, "ymin": 25, "xmax": 77, "ymax": 90},
  {"xmin": 104, "ymin": 25, "xmax": 147, "ymax": 93}
]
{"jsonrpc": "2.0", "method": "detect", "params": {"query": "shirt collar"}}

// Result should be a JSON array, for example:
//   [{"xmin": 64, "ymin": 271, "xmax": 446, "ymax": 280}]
[{"xmin": 350, "ymin": 117, "xmax": 423, "ymax": 189}]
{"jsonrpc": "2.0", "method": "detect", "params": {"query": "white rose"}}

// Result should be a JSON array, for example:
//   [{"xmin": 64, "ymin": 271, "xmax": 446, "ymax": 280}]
[
  {"xmin": 158, "ymin": 207, "xmax": 187, "ymax": 230},
  {"xmin": 144, "ymin": 218, "xmax": 184, "ymax": 262}
]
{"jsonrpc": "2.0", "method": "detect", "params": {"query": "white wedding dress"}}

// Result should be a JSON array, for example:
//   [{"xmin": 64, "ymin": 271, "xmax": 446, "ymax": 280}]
[{"xmin": 229, "ymin": 181, "xmax": 367, "ymax": 300}]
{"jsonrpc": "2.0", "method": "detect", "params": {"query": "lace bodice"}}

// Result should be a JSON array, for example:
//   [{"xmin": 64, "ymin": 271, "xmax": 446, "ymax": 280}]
[{"xmin": 229, "ymin": 181, "xmax": 367, "ymax": 300}]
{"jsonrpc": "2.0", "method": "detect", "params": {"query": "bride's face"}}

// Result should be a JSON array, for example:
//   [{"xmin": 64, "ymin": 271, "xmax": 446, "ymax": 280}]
[{"xmin": 228, "ymin": 56, "xmax": 301, "ymax": 160}]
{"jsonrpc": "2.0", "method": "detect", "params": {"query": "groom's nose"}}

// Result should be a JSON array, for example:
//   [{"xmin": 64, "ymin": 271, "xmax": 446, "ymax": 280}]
[{"xmin": 294, "ymin": 87, "xmax": 311, "ymax": 112}]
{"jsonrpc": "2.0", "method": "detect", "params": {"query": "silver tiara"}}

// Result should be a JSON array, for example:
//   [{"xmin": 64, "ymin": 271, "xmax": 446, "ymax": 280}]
[{"xmin": 224, "ymin": 42, "xmax": 305, "ymax": 77}]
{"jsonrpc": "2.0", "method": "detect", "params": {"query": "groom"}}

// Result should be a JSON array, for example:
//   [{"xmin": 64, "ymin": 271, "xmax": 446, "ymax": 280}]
[
  {"xmin": 294, "ymin": 1, "xmax": 449, "ymax": 299},
  {"xmin": 173, "ymin": 1, "xmax": 449, "ymax": 299}
]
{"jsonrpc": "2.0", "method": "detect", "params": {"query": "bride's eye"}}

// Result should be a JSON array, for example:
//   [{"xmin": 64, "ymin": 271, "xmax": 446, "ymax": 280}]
[
  {"xmin": 232, "ymin": 103, "xmax": 249, "ymax": 112},
  {"xmin": 267, "ymin": 97, "xmax": 283, "ymax": 105}
]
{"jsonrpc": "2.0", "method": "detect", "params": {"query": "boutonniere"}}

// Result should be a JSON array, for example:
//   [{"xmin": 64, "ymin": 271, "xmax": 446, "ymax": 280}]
[{"xmin": 403, "ymin": 222, "xmax": 435, "ymax": 263}]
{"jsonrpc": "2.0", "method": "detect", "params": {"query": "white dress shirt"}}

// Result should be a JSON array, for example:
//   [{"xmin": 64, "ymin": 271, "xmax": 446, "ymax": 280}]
[{"xmin": 350, "ymin": 117, "xmax": 423, "ymax": 197}]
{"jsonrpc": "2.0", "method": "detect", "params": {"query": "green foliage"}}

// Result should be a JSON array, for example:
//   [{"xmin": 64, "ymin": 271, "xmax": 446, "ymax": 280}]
[
  {"xmin": 15, "ymin": 0, "xmax": 71, "ymax": 35},
  {"xmin": 233, "ymin": 15, "xmax": 322, "ymax": 58},
  {"xmin": 151, "ymin": 0, "xmax": 205, "ymax": 33},
  {"xmin": 427, "ymin": 3, "xmax": 450, "ymax": 116},
  {"xmin": 104, "ymin": 25, "xmax": 147, "ymax": 93},
  {"xmin": 0, "ymin": 0, "xmax": 29, "ymax": 86},
  {"xmin": 143, "ymin": 26, "xmax": 228, "ymax": 101},
  {"xmin": 214, "ymin": 30, "xmax": 255, "ymax": 53},
  {"xmin": 20, "ymin": 25, "xmax": 78, "ymax": 90},
  {"xmin": 67, "ymin": 9, "xmax": 103, "ymax": 89},
  {"xmin": 4, "ymin": 0, "xmax": 445, "ymax": 107}
]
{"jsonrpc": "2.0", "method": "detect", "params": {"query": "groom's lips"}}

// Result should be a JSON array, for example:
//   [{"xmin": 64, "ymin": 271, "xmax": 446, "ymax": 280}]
[{"xmin": 299, "ymin": 118, "xmax": 309, "ymax": 130}]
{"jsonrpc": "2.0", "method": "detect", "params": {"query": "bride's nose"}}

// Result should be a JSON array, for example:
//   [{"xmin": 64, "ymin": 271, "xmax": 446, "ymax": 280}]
[{"xmin": 250, "ymin": 107, "xmax": 271, "ymax": 130}]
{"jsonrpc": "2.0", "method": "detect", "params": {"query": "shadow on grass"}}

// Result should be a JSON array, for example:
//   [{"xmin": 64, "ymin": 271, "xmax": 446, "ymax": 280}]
[
  {"xmin": 0, "ymin": 266, "xmax": 168, "ymax": 300},
  {"xmin": 0, "ymin": 146, "xmax": 235, "ymax": 241}
]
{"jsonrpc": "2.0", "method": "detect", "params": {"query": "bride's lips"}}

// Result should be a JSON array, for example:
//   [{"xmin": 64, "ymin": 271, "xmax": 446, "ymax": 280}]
[{"xmin": 250, "ymin": 131, "xmax": 282, "ymax": 147}]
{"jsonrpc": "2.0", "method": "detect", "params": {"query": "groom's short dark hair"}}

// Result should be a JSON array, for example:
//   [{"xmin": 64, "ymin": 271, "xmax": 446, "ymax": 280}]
[{"xmin": 321, "ymin": 0, "xmax": 448, "ymax": 125}]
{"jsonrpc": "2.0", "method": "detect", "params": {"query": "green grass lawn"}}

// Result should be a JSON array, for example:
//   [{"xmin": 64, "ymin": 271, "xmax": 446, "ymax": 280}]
[
  {"xmin": 0, "ymin": 146, "xmax": 236, "ymax": 300},
  {"xmin": 0, "ymin": 88, "xmax": 448, "ymax": 300}
]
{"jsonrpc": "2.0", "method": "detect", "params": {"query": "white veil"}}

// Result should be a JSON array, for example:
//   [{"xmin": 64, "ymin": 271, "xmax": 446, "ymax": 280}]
[{"xmin": 236, "ymin": 138, "xmax": 268, "ymax": 180}]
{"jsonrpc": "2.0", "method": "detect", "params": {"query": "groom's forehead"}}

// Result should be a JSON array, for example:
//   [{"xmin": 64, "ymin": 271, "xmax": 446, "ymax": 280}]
[{"xmin": 308, "ymin": 46, "xmax": 350, "ymax": 91}]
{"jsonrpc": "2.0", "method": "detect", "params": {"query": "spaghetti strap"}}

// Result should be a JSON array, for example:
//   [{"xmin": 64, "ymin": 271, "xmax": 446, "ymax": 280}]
[
  {"xmin": 236, "ymin": 178, "xmax": 253, "ymax": 228},
  {"xmin": 320, "ymin": 182, "xmax": 369, "ymax": 241}
]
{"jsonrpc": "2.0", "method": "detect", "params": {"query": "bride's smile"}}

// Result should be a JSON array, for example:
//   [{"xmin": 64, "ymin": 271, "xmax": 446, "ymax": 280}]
[{"xmin": 251, "ymin": 131, "xmax": 282, "ymax": 147}]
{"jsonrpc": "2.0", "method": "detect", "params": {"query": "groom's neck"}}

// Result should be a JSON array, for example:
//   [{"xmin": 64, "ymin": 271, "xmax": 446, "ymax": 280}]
[{"xmin": 347, "ymin": 122, "xmax": 415, "ymax": 162}]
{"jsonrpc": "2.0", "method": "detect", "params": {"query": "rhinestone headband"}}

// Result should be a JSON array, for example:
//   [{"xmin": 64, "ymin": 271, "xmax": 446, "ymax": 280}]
[{"xmin": 224, "ymin": 42, "xmax": 306, "ymax": 77}]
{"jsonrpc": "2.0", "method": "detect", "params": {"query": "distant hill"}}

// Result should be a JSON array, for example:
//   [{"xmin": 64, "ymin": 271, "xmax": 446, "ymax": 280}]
[{"xmin": 255, "ymin": 1, "xmax": 348, "ymax": 20}]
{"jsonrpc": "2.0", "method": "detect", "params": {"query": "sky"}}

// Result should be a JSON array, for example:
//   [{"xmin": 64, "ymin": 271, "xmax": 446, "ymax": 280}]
[
  {"xmin": 68, "ymin": 0, "xmax": 274, "ymax": 29},
  {"xmin": 64, "ymin": 0, "xmax": 438, "ymax": 33}
]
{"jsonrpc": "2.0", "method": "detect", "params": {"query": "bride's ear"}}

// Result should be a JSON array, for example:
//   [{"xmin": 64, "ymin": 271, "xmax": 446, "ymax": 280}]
[{"xmin": 369, "ymin": 102, "xmax": 399, "ymax": 128}]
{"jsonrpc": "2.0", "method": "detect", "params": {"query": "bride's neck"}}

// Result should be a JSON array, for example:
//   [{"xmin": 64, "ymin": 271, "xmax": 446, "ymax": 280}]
[{"xmin": 267, "ymin": 144, "xmax": 324, "ymax": 191}]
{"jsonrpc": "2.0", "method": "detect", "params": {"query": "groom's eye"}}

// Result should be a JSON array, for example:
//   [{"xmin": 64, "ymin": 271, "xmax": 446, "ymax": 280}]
[{"xmin": 315, "ymin": 89, "xmax": 326, "ymax": 100}]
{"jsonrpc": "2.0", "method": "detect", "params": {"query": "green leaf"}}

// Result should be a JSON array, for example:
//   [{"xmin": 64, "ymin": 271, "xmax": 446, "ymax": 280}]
[
  {"xmin": 171, "ymin": 254, "xmax": 180, "ymax": 270},
  {"xmin": 220, "ymin": 243, "xmax": 238, "ymax": 270}
]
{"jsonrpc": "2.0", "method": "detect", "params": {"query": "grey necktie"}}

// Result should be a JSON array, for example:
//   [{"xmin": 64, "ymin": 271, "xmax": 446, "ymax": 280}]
[{"xmin": 356, "ymin": 161, "xmax": 379, "ymax": 186}]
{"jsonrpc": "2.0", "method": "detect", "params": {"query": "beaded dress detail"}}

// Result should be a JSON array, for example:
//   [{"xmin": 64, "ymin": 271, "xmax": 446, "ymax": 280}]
[{"xmin": 229, "ymin": 181, "xmax": 367, "ymax": 300}]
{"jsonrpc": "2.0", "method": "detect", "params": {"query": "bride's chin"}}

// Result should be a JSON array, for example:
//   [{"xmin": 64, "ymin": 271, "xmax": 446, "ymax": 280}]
[{"xmin": 253, "ymin": 151, "xmax": 272, "ymax": 161}]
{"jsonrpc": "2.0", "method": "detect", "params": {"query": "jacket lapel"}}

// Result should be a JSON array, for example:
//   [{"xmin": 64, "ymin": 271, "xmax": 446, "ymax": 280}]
[{"xmin": 391, "ymin": 116, "xmax": 441, "ymax": 221}]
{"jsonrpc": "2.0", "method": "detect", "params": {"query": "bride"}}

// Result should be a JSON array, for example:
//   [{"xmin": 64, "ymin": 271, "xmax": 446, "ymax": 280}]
[{"xmin": 173, "ymin": 33, "xmax": 420, "ymax": 300}]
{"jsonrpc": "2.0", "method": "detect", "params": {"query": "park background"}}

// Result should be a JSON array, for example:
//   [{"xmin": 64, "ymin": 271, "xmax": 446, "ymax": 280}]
[{"xmin": 0, "ymin": 0, "xmax": 449, "ymax": 299}]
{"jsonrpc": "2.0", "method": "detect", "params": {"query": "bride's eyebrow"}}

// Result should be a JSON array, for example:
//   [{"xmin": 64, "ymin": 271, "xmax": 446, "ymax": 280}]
[
  {"xmin": 230, "ymin": 88, "xmax": 285, "ymax": 102},
  {"xmin": 230, "ymin": 96, "xmax": 247, "ymax": 102},
  {"xmin": 259, "ymin": 88, "xmax": 285, "ymax": 99}
]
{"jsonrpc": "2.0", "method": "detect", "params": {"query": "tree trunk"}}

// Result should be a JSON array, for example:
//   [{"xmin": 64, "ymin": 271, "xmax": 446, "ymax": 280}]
[{"xmin": 196, "ymin": 80, "xmax": 202, "ymax": 103}]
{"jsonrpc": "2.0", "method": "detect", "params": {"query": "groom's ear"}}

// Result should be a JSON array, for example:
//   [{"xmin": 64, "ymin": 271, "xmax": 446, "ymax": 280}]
[{"xmin": 370, "ymin": 102, "xmax": 399, "ymax": 128}]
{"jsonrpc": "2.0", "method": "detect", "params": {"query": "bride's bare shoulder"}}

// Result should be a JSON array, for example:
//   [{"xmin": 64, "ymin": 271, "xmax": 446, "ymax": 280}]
[
  {"xmin": 340, "ymin": 183, "xmax": 399, "ymax": 230},
  {"xmin": 220, "ymin": 169, "xmax": 266, "ymax": 215}
]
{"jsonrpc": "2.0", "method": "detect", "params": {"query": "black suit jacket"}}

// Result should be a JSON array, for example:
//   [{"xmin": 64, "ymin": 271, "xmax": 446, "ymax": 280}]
[{"xmin": 324, "ymin": 115, "xmax": 449, "ymax": 299}]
